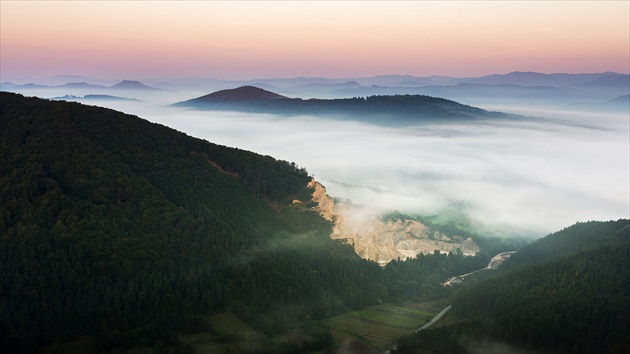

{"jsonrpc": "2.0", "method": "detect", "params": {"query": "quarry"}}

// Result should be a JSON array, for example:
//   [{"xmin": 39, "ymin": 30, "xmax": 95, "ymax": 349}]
[{"xmin": 306, "ymin": 179, "xmax": 480, "ymax": 264}]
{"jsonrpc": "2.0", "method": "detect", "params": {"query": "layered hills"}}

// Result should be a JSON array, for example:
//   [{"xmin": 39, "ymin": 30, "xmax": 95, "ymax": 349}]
[
  {"xmin": 1, "ymin": 79, "xmax": 161, "ymax": 92},
  {"xmin": 173, "ymin": 86, "xmax": 514, "ymax": 125},
  {"xmin": 52, "ymin": 94, "xmax": 141, "ymax": 102},
  {"xmin": 4, "ymin": 71, "xmax": 626, "ymax": 112}
]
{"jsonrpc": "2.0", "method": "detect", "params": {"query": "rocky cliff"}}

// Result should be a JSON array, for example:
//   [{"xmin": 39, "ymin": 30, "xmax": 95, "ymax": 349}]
[
  {"xmin": 306, "ymin": 179, "xmax": 479, "ymax": 264},
  {"xmin": 307, "ymin": 179, "xmax": 335, "ymax": 221}
]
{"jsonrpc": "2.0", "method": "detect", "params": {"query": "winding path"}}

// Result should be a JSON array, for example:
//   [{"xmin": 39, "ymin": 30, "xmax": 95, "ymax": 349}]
[
  {"xmin": 385, "ymin": 305, "xmax": 453, "ymax": 353},
  {"xmin": 442, "ymin": 251, "xmax": 517, "ymax": 286},
  {"xmin": 416, "ymin": 305, "xmax": 452, "ymax": 332},
  {"xmin": 385, "ymin": 251, "xmax": 517, "ymax": 354}
]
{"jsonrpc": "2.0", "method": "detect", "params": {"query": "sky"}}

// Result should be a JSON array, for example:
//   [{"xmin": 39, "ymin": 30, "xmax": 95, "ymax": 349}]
[{"xmin": 1, "ymin": 1, "xmax": 629, "ymax": 80}]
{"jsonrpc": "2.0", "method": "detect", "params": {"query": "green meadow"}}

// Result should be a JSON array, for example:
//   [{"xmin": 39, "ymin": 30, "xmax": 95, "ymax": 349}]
[
  {"xmin": 177, "ymin": 300, "xmax": 449, "ymax": 353},
  {"xmin": 320, "ymin": 300, "xmax": 449, "ymax": 353}
]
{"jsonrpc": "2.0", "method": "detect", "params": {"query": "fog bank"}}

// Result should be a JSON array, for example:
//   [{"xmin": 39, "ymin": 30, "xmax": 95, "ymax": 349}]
[{"xmin": 90, "ymin": 100, "xmax": 630, "ymax": 237}]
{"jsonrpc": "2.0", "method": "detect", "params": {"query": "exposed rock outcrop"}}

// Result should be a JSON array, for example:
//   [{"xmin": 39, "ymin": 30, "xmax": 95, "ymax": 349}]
[
  {"xmin": 306, "ymin": 179, "xmax": 479, "ymax": 264},
  {"xmin": 307, "ymin": 179, "xmax": 335, "ymax": 221}
]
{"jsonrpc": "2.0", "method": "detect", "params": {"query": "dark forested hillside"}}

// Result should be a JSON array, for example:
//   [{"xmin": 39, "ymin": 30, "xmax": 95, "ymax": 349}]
[
  {"xmin": 0, "ymin": 92, "xmax": 498, "ymax": 353},
  {"xmin": 502, "ymin": 219, "xmax": 630, "ymax": 271},
  {"xmin": 395, "ymin": 220, "xmax": 630, "ymax": 354},
  {"xmin": 0, "ymin": 92, "xmax": 376, "ymax": 352}
]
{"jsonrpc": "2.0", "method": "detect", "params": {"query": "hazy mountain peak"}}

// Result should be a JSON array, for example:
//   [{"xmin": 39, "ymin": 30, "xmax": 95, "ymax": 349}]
[
  {"xmin": 110, "ymin": 80, "xmax": 158, "ymax": 90},
  {"xmin": 342, "ymin": 80, "xmax": 362, "ymax": 87}
]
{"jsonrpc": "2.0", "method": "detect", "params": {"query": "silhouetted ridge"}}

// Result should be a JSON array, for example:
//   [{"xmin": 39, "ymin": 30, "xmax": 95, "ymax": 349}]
[
  {"xmin": 199, "ymin": 85, "xmax": 288, "ymax": 101},
  {"xmin": 174, "ymin": 86, "xmax": 515, "ymax": 125},
  {"xmin": 609, "ymin": 94, "xmax": 630, "ymax": 104},
  {"xmin": 60, "ymin": 82, "xmax": 106, "ymax": 89}
]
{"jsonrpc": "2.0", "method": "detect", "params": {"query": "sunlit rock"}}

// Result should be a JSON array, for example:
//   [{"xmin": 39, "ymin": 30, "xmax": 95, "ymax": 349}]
[{"xmin": 307, "ymin": 179, "xmax": 479, "ymax": 264}]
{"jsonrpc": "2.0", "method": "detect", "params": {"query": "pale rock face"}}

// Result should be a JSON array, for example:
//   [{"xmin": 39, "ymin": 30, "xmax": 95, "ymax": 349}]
[
  {"xmin": 307, "ymin": 179, "xmax": 335, "ymax": 221},
  {"xmin": 306, "ymin": 179, "xmax": 480, "ymax": 264}
]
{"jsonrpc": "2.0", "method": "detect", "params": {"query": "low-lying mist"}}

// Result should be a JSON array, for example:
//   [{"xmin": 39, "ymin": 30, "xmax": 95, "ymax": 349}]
[{"xmin": 77, "ymin": 98, "xmax": 630, "ymax": 237}]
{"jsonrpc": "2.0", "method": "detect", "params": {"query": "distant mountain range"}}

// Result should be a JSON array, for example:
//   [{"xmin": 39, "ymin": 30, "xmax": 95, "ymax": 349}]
[
  {"xmin": 2, "ymin": 71, "xmax": 627, "ymax": 110},
  {"xmin": 173, "ymin": 86, "xmax": 517, "ymax": 126},
  {"xmin": 325, "ymin": 72, "xmax": 629, "ymax": 107},
  {"xmin": 207, "ymin": 71, "xmax": 629, "ymax": 100},
  {"xmin": 565, "ymin": 94, "xmax": 630, "ymax": 113},
  {"xmin": 227, "ymin": 71, "xmax": 627, "ymax": 89},
  {"xmin": 463, "ymin": 71, "xmax": 626, "ymax": 86},
  {"xmin": 3, "ymin": 71, "xmax": 626, "ymax": 94},
  {"xmin": 0, "ymin": 79, "xmax": 161, "ymax": 91},
  {"xmin": 52, "ymin": 94, "xmax": 142, "ymax": 102}
]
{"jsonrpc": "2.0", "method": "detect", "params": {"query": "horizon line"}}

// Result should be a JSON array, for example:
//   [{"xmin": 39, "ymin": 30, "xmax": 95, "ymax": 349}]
[{"xmin": 3, "ymin": 70, "xmax": 629, "ymax": 84}]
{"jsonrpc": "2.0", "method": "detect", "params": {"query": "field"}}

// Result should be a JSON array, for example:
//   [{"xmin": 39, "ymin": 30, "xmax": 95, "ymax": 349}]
[
  {"xmin": 178, "ymin": 300, "xmax": 449, "ymax": 354},
  {"xmin": 319, "ymin": 300, "xmax": 449, "ymax": 353}
]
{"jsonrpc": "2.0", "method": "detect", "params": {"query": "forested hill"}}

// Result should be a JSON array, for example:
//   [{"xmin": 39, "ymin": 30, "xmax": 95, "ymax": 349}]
[
  {"xmin": 0, "ymin": 92, "xmax": 504, "ymax": 353},
  {"xmin": 502, "ymin": 219, "xmax": 630, "ymax": 272},
  {"xmin": 395, "ymin": 219, "xmax": 630, "ymax": 354},
  {"xmin": 0, "ymin": 92, "xmax": 376, "ymax": 352},
  {"xmin": 173, "ymin": 86, "xmax": 514, "ymax": 125}
]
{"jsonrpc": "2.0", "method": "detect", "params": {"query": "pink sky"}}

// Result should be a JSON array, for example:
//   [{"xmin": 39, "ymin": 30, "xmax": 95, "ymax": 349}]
[{"xmin": 1, "ymin": 1, "xmax": 629, "ymax": 80}]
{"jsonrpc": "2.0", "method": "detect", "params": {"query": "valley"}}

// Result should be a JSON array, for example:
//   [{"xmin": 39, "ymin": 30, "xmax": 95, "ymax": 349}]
[
  {"xmin": 1, "ymin": 89, "xmax": 628, "ymax": 353},
  {"xmin": 173, "ymin": 243, "xmax": 591, "ymax": 354},
  {"xmin": 2, "ymin": 1, "xmax": 629, "ymax": 353},
  {"xmin": 176, "ymin": 300, "xmax": 449, "ymax": 354},
  {"xmin": 321, "ymin": 301, "xmax": 449, "ymax": 354}
]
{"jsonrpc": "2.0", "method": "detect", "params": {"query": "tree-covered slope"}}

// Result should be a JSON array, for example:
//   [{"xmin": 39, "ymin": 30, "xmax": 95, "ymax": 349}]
[
  {"xmin": 0, "ymin": 92, "xmax": 384, "ymax": 352},
  {"xmin": 502, "ymin": 219, "xmax": 630, "ymax": 272},
  {"xmin": 395, "ymin": 220, "xmax": 630, "ymax": 354}
]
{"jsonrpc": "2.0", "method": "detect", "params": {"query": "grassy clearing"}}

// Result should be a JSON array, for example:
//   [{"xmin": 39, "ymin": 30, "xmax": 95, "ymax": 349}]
[
  {"xmin": 320, "ymin": 300, "xmax": 449, "ymax": 352},
  {"xmin": 181, "ymin": 300, "xmax": 450, "ymax": 353}
]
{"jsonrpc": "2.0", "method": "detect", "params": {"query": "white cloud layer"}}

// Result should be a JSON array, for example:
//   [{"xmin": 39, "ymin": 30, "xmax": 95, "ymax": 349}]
[{"xmin": 93, "ymin": 99, "xmax": 630, "ymax": 237}]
